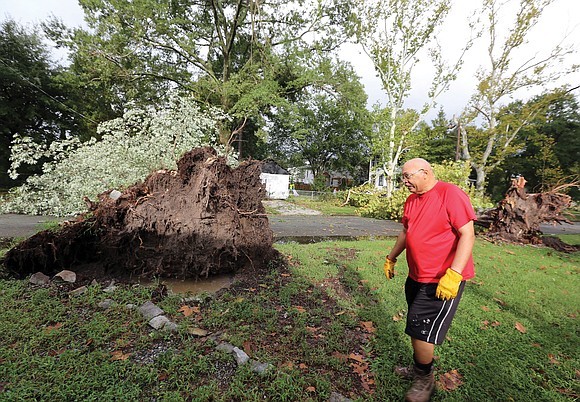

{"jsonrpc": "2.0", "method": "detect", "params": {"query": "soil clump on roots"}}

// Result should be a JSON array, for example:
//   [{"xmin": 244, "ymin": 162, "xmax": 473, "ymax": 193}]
[{"xmin": 3, "ymin": 147, "xmax": 277, "ymax": 280}]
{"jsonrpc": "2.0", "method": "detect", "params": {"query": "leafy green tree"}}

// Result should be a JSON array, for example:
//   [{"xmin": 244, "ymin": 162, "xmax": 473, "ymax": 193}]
[
  {"xmin": 406, "ymin": 109, "xmax": 457, "ymax": 163},
  {"xmin": 348, "ymin": 0, "xmax": 475, "ymax": 195},
  {"xmin": 487, "ymin": 91, "xmax": 580, "ymax": 199},
  {"xmin": 267, "ymin": 59, "xmax": 371, "ymax": 182},
  {"xmin": 459, "ymin": 0, "xmax": 577, "ymax": 191},
  {"xmin": 0, "ymin": 20, "xmax": 68, "ymax": 188},
  {"xmin": 45, "ymin": 0, "xmax": 351, "ymax": 158}
]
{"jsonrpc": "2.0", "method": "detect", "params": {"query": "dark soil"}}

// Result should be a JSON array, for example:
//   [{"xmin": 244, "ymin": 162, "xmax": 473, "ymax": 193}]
[{"xmin": 3, "ymin": 147, "xmax": 277, "ymax": 279}]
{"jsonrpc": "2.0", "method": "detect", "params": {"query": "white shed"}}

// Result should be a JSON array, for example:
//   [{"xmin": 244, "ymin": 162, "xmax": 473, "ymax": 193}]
[{"xmin": 260, "ymin": 160, "xmax": 290, "ymax": 199}]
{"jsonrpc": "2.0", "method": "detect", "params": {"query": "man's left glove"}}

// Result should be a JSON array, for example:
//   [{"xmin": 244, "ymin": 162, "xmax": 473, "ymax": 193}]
[
  {"xmin": 435, "ymin": 268, "xmax": 463, "ymax": 300},
  {"xmin": 383, "ymin": 257, "xmax": 396, "ymax": 280}
]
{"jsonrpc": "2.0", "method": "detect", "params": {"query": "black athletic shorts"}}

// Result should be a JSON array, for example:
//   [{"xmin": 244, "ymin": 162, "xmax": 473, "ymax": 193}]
[{"xmin": 404, "ymin": 276, "xmax": 466, "ymax": 345}]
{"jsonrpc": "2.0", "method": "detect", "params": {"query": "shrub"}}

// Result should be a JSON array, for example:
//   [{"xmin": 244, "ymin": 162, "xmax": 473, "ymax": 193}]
[
  {"xmin": 1, "ymin": 97, "xmax": 233, "ymax": 216},
  {"xmin": 348, "ymin": 160, "xmax": 494, "ymax": 221}
]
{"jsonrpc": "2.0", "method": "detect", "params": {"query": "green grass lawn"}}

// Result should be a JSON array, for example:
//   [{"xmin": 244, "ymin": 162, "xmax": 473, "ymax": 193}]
[{"xmin": 0, "ymin": 238, "xmax": 578, "ymax": 401}]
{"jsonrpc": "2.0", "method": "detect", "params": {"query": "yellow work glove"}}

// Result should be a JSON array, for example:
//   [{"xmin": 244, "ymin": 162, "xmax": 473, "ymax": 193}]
[
  {"xmin": 435, "ymin": 268, "xmax": 463, "ymax": 300},
  {"xmin": 383, "ymin": 257, "xmax": 396, "ymax": 280}
]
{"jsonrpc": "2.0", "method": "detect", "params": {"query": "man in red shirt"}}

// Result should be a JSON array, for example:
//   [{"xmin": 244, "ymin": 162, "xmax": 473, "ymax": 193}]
[{"xmin": 384, "ymin": 158, "xmax": 476, "ymax": 402}]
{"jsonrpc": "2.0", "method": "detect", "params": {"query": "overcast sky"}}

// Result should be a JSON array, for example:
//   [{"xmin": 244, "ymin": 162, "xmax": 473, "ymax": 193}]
[{"xmin": 1, "ymin": 0, "xmax": 579, "ymax": 122}]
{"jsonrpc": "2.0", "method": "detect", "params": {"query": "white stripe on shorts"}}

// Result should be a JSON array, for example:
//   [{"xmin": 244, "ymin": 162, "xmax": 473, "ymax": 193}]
[{"xmin": 427, "ymin": 298, "xmax": 455, "ymax": 344}]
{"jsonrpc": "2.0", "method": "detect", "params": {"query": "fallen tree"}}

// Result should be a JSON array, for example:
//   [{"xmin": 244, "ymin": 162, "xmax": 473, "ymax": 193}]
[
  {"xmin": 477, "ymin": 176, "xmax": 579, "ymax": 252},
  {"xmin": 3, "ymin": 147, "xmax": 277, "ymax": 279}
]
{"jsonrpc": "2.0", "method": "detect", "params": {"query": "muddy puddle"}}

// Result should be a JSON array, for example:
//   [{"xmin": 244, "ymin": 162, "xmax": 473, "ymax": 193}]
[{"xmin": 137, "ymin": 274, "xmax": 234, "ymax": 295}]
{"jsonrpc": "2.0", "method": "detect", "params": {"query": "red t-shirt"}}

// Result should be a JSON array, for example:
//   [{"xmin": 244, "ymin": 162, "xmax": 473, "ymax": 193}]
[{"xmin": 402, "ymin": 181, "xmax": 476, "ymax": 283}]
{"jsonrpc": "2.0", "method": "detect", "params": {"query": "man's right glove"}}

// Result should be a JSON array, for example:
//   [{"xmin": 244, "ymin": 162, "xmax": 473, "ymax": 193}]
[{"xmin": 383, "ymin": 257, "xmax": 396, "ymax": 280}]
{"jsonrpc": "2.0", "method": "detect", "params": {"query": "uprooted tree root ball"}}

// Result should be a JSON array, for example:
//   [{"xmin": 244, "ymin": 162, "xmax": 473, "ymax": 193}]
[
  {"xmin": 477, "ymin": 177, "xmax": 579, "ymax": 252},
  {"xmin": 3, "ymin": 147, "xmax": 278, "ymax": 279}
]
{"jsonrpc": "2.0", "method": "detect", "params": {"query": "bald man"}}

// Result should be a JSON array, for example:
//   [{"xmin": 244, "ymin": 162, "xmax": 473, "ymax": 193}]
[{"xmin": 384, "ymin": 158, "xmax": 476, "ymax": 402}]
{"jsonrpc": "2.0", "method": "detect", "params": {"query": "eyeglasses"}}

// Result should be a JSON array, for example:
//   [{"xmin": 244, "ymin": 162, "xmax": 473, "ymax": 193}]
[{"xmin": 401, "ymin": 169, "xmax": 425, "ymax": 181}]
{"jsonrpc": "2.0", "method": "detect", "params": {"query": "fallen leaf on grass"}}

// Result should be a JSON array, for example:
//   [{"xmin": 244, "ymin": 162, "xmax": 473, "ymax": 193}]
[
  {"xmin": 392, "ymin": 310, "xmax": 405, "ymax": 321},
  {"xmin": 110, "ymin": 350, "xmax": 131, "ymax": 361},
  {"xmin": 178, "ymin": 305, "xmax": 196, "ymax": 317},
  {"xmin": 280, "ymin": 361, "xmax": 294, "ymax": 369},
  {"xmin": 294, "ymin": 305, "xmax": 306, "ymax": 313},
  {"xmin": 548, "ymin": 354, "xmax": 561, "ymax": 364},
  {"xmin": 491, "ymin": 321, "xmax": 501, "ymax": 327},
  {"xmin": 45, "ymin": 322, "xmax": 63, "ymax": 332},
  {"xmin": 361, "ymin": 377, "xmax": 375, "ymax": 392},
  {"xmin": 348, "ymin": 353, "xmax": 365, "ymax": 364},
  {"xmin": 306, "ymin": 386, "xmax": 316, "ymax": 392},
  {"xmin": 243, "ymin": 340, "xmax": 255, "ymax": 355},
  {"xmin": 437, "ymin": 369, "xmax": 464, "ymax": 391},
  {"xmin": 350, "ymin": 362, "xmax": 367, "ymax": 376},
  {"xmin": 515, "ymin": 322, "xmax": 527, "ymax": 333},
  {"xmin": 360, "ymin": 321, "xmax": 376, "ymax": 333},
  {"xmin": 481, "ymin": 305, "xmax": 490, "ymax": 311}
]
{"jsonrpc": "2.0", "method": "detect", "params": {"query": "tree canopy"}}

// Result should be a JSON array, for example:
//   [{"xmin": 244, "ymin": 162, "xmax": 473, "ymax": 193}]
[{"xmin": 459, "ymin": 0, "xmax": 577, "ymax": 191}]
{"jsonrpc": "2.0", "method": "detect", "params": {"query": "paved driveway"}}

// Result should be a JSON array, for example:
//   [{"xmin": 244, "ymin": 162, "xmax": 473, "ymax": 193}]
[{"xmin": 1, "ymin": 213, "xmax": 577, "ymax": 240}]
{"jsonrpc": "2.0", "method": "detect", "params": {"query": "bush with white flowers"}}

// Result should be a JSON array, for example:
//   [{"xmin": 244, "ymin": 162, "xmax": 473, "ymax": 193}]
[{"xmin": 1, "ymin": 97, "xmax": 235, "ymax": 216}]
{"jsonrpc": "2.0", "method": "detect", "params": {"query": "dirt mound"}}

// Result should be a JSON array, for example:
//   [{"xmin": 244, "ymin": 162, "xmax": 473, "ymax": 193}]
[{"xmin": 3, "ymin": 147, "xmax": 276, "ymax": 279}]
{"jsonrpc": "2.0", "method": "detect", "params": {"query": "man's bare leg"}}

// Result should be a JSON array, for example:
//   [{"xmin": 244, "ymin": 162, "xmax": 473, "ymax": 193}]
[{"xmin": 411, "ymin": 338, "xmax": 434, "ymax": 364}]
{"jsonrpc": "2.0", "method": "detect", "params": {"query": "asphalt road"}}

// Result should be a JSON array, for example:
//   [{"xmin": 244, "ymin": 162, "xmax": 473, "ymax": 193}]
[{"xmin": 1, "ymin": 213, "xmax": 578, "ymax": 239}]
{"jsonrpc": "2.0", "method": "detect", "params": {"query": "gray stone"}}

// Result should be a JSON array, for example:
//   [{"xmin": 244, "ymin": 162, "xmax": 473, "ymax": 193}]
[
  {"xmin": 148, "ymin": 315, "xmax": 178, "ymax": 331},
  {"xmin": 125, "ymin": 303, "xmax": 137, "ymax": 310},
  {"xmin": 250, "ymin": 359, "xmax": 273, "ymax": 374},
  {"xmin": 216, "ymin": 342, "xmax": 235, "ymax": 353},
  {"xmin": 188, "ymin": 327, "xmax": 209, "ymax": 337},
  {"xmin": 164, "ymin": 321, "xmax": 179, "ymax": 332},
  {"xmin": 138, "ymin": 301, "xmax": 164, "ymax": 320},
  {"xmin": 98, "ymin": 299, "xmax": 115, "ymax": 309},
  {"xmin": 232, "ymin": 347, "xmax": 250, "ymax": 365},
  {"xmin": 109, "ymin": 190, "xmax": 122, "ymax": 200},
  {"xmin": 329, "ymin": 392, "xmax": 352, "ymax": 402},
  {"xmin": 70, "ymin": 286, "xmax": 87, "ymax": 296},
  {"xmin": 149, "ymin": 315, "xmax": 171, "ymax": 330},
  {"xmin": 29, "ymin": 272, "xmax": 50, "ymax": 286},
  {"xmin": 103, "ymin": 280, "xmax": 117, "ymax": 293},
  {"xmin": 54, "ymin": 270, "xmax": 76, "ymax": 283}
]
